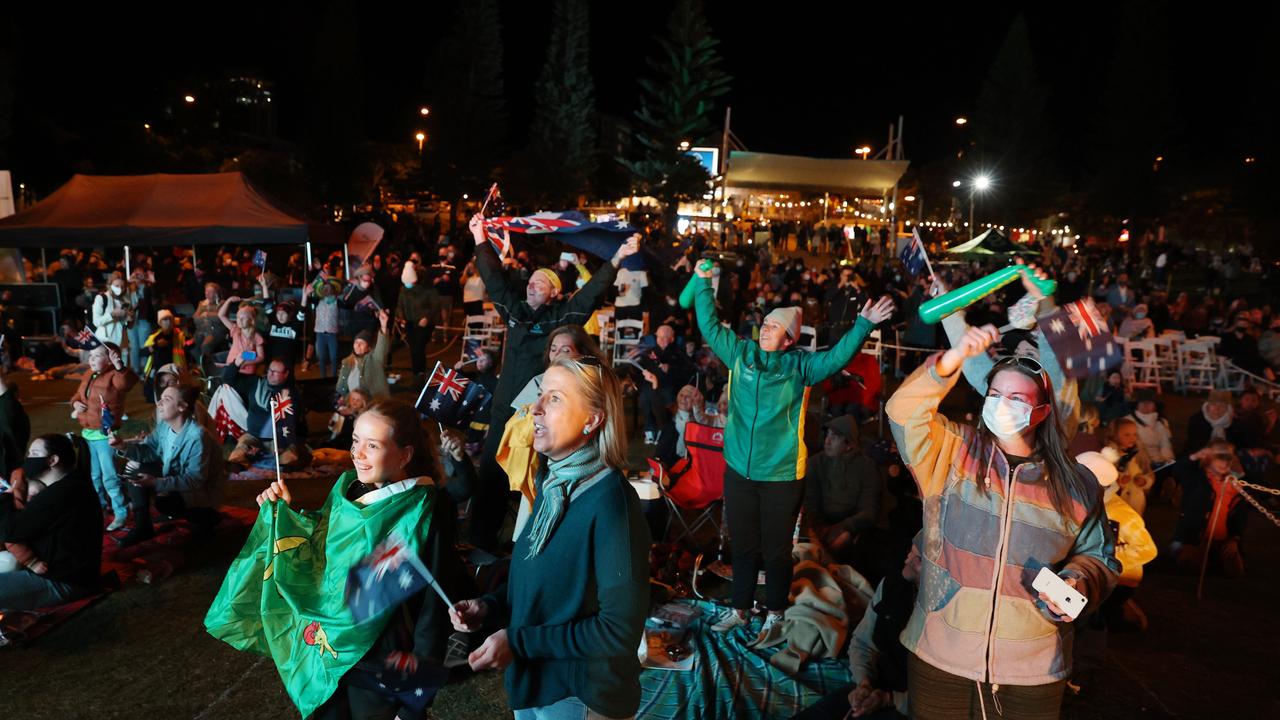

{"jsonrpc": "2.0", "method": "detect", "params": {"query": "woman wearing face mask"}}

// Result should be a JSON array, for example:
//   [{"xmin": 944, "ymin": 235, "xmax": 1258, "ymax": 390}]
[
  {"xmin": 92, "ymin": 272, "xmax": 130, "ymax": 351},
  {"xmin": 1117, "ymin": 303, "xmax": 1155, "ymax": 340},
  {"xmin": 886, "ymin": 324, "xmax": 1118, "ymax": 720},
  {"xmin": 449, "ymin": 358, "xmax": 650, "ymax": 720},
  {"xmin": 218, "ymin": 297, "xmax": 265, "ymax": 376},
  {"xmin": 0, "ymin": 433, "xmax": 103, "ymax": 610},
  {"xmin": 309, "ymin": 275, "xmax": 343, "ymax": 379},
  {"xmin": 206, "ymin": 399, "xmax": 470, "ymax": 719}
]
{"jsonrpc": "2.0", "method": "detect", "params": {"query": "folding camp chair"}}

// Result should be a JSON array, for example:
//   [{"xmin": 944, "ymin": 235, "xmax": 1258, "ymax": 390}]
[{"xmin": 648, "ymin": 421, "xmax": 727, "ymax": 541}]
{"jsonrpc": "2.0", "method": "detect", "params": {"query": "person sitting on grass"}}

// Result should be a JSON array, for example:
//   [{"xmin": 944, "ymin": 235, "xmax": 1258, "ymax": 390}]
[
  {"xmin": 110, "ymin": 384, "xmax": 226, "ymax": 547},
  {"xmin": 223, "ymin": 359, "xmax": 310, "ymax": 469},
  {"xmin": 0, "ymin": 433, "xmax": 103, "ymax": 611}
]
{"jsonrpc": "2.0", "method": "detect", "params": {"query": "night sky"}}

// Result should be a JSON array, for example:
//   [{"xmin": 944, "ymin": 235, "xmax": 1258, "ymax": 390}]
[{"xmin": 5, "ymin": 2, "xmax": 1272, "ymax": 189}]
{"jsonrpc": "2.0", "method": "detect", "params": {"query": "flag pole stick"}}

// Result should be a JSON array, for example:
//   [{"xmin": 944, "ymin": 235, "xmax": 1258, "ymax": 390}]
[
  {"xmin": 479, "ymin": 183, "xmax": 498, "ymax": 216},
  {"xmin": 269, "ymin": 397, "xmax": 283, "ymax": 485}
]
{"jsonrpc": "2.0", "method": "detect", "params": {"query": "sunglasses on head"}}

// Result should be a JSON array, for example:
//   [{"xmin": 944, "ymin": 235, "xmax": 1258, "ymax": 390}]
[{"xmin": 992, "ymin": 354, "xmax": 1051, "ymax": 394}]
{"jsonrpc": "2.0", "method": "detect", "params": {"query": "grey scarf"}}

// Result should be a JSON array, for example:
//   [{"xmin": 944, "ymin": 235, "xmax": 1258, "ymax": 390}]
[{"xmin": 524, "ymin": 443, "xmax": 608, "ymax": 559}]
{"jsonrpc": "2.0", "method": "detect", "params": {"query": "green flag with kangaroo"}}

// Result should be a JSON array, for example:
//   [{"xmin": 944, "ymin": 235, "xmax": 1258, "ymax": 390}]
[{"xmin": 204, "ymin": 471, "xmax": 435, "ymax": 717}]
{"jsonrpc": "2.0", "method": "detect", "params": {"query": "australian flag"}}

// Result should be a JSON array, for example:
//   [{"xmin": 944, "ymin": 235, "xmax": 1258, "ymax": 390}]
[
  {"xmin": 483, "ymin": 211, "xmax": 644, "ymax": 270},
  {"xmin": 272, "ymin": 390, "xmax": 297, "ymax": 448},
  {"xmin": 346, "ymin": 533, "xmax": 434, "ymax": 623},
  {"xmin": 899, "ymin": 228, "xmax": 930, "ymax": 278},
  {"xmin": 416, "ymin": 362, "xmax": 492, "ymax": 429},
  {"xmin": 100, "ymin": 394, "xmax": 115, "ymax": 433},
  {"xmin": 1038, "ymin": 299, "xmax": 1125, "ymax": 379},
  {"xmin": 70, "ymin": 326, "xmax": 103, "ymax": 350},
  {"xmin": 253, "ymin": 249, "xmax": 268, "ymax": 269}
]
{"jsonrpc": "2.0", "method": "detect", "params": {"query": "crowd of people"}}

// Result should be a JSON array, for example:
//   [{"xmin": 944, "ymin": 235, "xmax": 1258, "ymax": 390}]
[{"xmin": 1, "ymin": 214, "xmax": 1276, "ymax": 720}]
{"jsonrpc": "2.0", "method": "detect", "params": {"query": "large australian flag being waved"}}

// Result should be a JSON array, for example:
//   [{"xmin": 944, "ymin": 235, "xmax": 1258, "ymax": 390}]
[{"xmin": 482, "ymin": 210, "xmax": 645, "ymax": 270}]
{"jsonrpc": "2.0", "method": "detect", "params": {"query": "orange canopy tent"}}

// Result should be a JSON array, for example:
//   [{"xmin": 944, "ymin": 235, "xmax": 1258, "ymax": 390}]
[{"xmin": 0, "ymin": 172, "xmax": 319, "ymax": 247}]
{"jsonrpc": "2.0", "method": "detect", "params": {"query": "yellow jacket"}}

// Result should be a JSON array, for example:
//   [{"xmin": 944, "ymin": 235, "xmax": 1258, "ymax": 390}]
[
  {"xmin": 497, "ymin": 405, "xmax": 539, "ymax": 503},
  {"xmin": 1104, "ymin": 490, "xmax": 1158, "ymax": 587}
]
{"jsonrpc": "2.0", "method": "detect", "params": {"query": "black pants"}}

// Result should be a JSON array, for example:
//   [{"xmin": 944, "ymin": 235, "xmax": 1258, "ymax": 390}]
[
  {"xmin": 470, "ymin": 407, "xmax": 516, "ymax": 550},
  {"xmin": 309, "ymin": 681, "xmax": 399, "ymax": 720},
  {"xmin": 128, "ymin": 485, "xmax": 221, "ymax": 534},
  {"xmin": 724, "ymin": 468, "xmax": 804, "ymax": 611},
  {"xmin": 406, "ymin": 322, "xmax": 433, "ymax": 375},
  {"xmin": 639, "ymin": 383, "xmax": 674, "ymax": 434}
]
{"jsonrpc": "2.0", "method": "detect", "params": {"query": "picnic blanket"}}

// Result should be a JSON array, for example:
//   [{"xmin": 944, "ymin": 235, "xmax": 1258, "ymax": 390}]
[
  {"xmin": 1, "ymin": 505, "xmax": 258, "ymax": 647},
  {"xmin": 638, "ymin": 599, "xmax": 854, "ymax": 719}
]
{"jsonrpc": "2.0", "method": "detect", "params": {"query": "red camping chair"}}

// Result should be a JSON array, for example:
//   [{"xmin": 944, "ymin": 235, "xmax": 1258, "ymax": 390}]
[{"xmin": 648, "ymin": 421, "xmax": 727, "ymax": 545}]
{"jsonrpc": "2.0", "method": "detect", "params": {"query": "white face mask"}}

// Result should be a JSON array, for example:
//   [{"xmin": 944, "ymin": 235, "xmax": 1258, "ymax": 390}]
[
  {"xmin": 1136, "ymin": 410, "xmax": 1159, "ymax": 424},
  {"xmin": 111, "ymin": 285, "xmax": 123, "ymax": 296},
  {"xmin": 982, "ymin": 395, "xmax": 1034, "ymax": 440}
]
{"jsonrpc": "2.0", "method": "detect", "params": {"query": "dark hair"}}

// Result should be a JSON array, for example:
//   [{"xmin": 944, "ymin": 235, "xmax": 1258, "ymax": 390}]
[
  {"xmin": 544, "ymin": 326, "xmax": 608, "ymax": 367},
  {"xmin": 33, "ymin": 433, "xmax": 89, "ymax": 479},
  {"xmin": 360, "ymin": 399, "xmax": 436, "ymax": 479},
  {"xmin": 167, "ymin": 384, "xmax": 200, "ymax": 416},
  {"xmin": 981, "ymin": 362, "xmax": 1094, "ymax": 519}
]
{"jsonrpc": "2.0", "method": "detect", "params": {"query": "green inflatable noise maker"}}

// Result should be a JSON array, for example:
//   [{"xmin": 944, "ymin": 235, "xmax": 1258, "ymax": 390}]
[
  {"xmin": 918, "ymin": 266, "xmax": 1057, "ymax": 324},
  {"xmin": 678, "ymin": 259, "xmax": 717, "ymax": 309}
]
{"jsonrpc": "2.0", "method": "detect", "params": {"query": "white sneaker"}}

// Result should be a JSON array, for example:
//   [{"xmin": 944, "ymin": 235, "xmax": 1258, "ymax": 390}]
[
  {"xmin": 644, "ymin": 431, "xmax": 656, "ymax": 445},
  {"xmin": 752, "ymin": 611, "xmax": 784, "ymax": 645},
  {"xmin": 710, "ymin": 608, "xmax": 748, "ymax": 633},
  {"xmin": 106, "ymin": 514, "xmax": 128, "ymax": 532}
]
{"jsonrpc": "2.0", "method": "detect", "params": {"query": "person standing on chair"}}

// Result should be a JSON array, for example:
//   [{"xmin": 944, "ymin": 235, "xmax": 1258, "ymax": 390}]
[{"xmin": 686, "ymin": 261, "xmax": 895, "ymax": 641}]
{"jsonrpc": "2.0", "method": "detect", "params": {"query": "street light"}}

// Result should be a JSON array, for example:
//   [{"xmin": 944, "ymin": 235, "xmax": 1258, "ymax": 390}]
[
  {"xmin": 419, "ymin": 106, "xmax": 430, "ymax": 116},
  {"xmin": 855, "ymin": 146, "xmax": 871, "ymax": 160},
  {"xmin": 184, "ymin": 95, "xmax": 196, "ymax": 104},
  {"xmin": 952, "ymin": 180, "xmax": 962, "ymax": 188},
  {"xmin": 955, "ymin": 116, "xmax": 968, "ymax": 126},
  {"xmin": 969, "ymin": 173, "xmax": 992, "ymax": 241},
  {"xmin": 415, "ymin": 131, "xmax": 426, "ymax": 152}
]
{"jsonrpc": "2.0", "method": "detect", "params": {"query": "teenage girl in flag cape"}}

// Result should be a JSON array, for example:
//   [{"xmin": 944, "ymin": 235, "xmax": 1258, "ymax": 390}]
[{"xmin": 206, "ymin": 399, "xmax": 473, "ymax": 719}]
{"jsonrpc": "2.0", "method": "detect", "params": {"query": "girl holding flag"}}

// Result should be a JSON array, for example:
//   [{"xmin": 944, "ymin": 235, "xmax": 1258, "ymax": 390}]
[{"xmin": 205, "ymin": 398, "xmax": 472, "ymax": 719}]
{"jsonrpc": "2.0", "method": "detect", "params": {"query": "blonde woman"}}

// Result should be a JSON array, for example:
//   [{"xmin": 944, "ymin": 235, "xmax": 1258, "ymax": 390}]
[{"xmin": 450, "ymin": 358, "xmax": 650, "ymax": 720}]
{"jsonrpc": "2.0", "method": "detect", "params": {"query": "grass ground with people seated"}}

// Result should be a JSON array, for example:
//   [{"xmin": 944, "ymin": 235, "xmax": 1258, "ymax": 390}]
[{"xmin": 3, "ymin": 343, "xmax": 1279, "ymax": 719}]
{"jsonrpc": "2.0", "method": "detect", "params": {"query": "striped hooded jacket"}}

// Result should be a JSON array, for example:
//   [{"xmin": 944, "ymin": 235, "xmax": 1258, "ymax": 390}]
[{"xmin": 886, "ymin": 354, "xmax": 1119, "ymax": 686}]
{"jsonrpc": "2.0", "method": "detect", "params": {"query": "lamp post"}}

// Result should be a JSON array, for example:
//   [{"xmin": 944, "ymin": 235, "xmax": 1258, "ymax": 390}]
[
  {"xmin": 415, "ymin": 131, "xmax": 426, "ymax": 153},
  {"xmin": 855, "ymin": 145, "xmax": 871, "ymax": 161},
  {"xmin": 969, "ymin": 174, "xmax": 991, "ymax": 241}
]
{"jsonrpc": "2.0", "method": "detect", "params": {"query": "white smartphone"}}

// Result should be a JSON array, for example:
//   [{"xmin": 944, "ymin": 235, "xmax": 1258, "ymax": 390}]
[{"xmin": 1032, "ymin": 567, "xmax": 1088, "ymax": 620}]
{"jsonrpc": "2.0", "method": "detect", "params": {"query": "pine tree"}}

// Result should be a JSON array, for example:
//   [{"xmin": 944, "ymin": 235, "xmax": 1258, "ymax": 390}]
[
  {"xmin": 427, "ymin": 0, "xmax": 507, "ymax": 223},
  {"xmin": 622, "ymin": 0, "xmax": 730, "ymax": 229},
  {"xmin": 972, "ymin": 14, "xmax": 1060, "ymax": 222},
  {"xmin": 528, "ymin": 0, "xmax": 597, "ymax": 208}
]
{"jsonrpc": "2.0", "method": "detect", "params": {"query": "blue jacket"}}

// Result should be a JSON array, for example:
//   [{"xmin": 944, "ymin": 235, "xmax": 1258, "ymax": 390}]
[{"xmin": 126, "ymin": 417, "xmax": 226, "ymax": 508}]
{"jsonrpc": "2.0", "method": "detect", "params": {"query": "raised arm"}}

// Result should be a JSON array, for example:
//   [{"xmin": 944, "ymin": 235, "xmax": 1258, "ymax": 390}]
[
  {"xmin": 887, "ymin": 324, "xmax": 998, "ymax": 497},
  {"xmin": 691, "ymin": 265, "xmax": 746, "ymax": 365},
  {"xmin": 557, "ymin": 235, "xmax": 637, "ymax": 320},
  {"xmin": 217, "ymin": 297, "xmax": 239, "ymax": 332},
  {"xmin": 469, "ymin": 215, "xmax": 522, "ymax": 317},
  {"xmin": 798, "ymin": 295, "xmax": 893, "ymax": 385}
]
